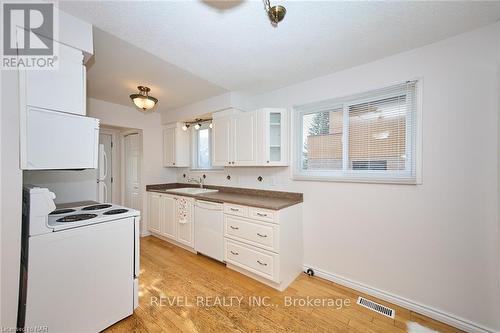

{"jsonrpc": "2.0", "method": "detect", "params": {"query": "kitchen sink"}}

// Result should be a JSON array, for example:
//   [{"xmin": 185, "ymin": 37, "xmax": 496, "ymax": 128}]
[{"xmin": 164, "ymin": 187, "xmax": 219, "ymax": 195}]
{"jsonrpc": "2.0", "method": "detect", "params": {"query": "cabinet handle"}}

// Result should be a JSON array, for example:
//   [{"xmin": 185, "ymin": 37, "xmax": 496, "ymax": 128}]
[
  {"xmin": 256, "ymin": 213, "xmax": 267, "ymax": 217},
  {"xmin": 257, "ymin": 233, "xmax": 267, "ymax": 238},
  {"xmin": 257, "ymin": 260, "xmax": 267, "ymax": 266},
  {"xmin": 230, "ymin": 225, "xmax": 239, "ymax": 230},
  {"xmin": 173, "ymin": 162, "xmax": 175, "ymax": 165},
  {"xmin": 266, "ymin": 161, "xmax": 269, "ymax": 163},
  {"xmin": 230, "ymin": 208, "xmax": 239, "ymax": 212},
  {"xmin": 230, "ymin": 251, "xmax": 239, "ymax": 256}
]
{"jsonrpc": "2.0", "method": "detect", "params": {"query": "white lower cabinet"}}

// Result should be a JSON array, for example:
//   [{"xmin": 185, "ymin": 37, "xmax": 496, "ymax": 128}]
[
  {"xmin": 223, "ymin": 203, "xmax": 302, "ymax": 291},
  {"xmin": 147, "ymin": 192, "xmax": 194, "ymax": 248}
]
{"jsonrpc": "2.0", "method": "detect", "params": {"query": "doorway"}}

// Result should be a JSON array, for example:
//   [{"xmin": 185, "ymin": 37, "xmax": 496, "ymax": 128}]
[{"xmin": 123, "ymin": 132, "xmax": 142, "ymax": 211}]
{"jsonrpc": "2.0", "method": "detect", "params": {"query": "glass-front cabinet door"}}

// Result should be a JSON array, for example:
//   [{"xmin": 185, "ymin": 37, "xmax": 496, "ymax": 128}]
[{"xmin": 263, "ymin": 108, "xmax": 288, "ymax": 166}]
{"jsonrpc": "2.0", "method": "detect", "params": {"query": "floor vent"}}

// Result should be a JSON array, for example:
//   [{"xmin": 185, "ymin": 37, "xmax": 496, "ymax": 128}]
[{"xmin": 356, "ymin": 297, "xmax": 395, "ymax": 318}]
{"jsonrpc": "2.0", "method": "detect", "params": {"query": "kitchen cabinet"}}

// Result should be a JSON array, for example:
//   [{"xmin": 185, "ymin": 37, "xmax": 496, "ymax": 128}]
[
  {"xmin": 212, "ymin": 108, "xmax": 288, "ymax": 167},
  {"xmin": 212, "ymin": 109, "xmax": 258, "ymax": 167},
  {"xmin": 259, "ymin": 108, "xmax": 288, "ymax": 166},
  {"xmin": 163, "ymin": 123, "xmax": 189, "ymax": 167},
  {"xmin": 233, "ymin": 111, "xmax": 258, "ymax": 166},
  {"xmin": 212, "ymin": 115, "xmax": 233, "ymax": 166},
  {"xmin": 162, "ymin": 195, "xmax": 177, "ymax": 239},
  {"xmin": 20, "ymin": 41, "xmax": 86, "ymax": 116},
  {"xmin": 147, "ymin": 192, "xmax": 194, "ymax": 248},
  {"xmin": 147, "ymin": 193, "xmax": 162, "ymax": 234},
  {"xmin": 223, "ymin": 202, "xmax": 302, "ymax": 291}
]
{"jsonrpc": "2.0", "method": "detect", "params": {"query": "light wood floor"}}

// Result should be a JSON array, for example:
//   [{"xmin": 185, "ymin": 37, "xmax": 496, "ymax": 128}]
[{"xmin": 105, "ymin": 236, "xmax": 462, "ymax": 333}]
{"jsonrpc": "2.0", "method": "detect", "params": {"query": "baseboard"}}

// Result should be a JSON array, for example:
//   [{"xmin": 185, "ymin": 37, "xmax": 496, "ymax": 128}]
[
  {"xmin": 141, "ymin": 230, "xmax": 151, "ymax": 237},
  {"xmin": 303, "ymin": 264, "xmax": 498, "ymax": 333}
]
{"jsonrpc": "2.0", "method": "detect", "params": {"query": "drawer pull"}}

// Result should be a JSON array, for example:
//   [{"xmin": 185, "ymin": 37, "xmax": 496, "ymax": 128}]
[
  {"xmin": 230, "ymin": 225, "xmax": 239, "ymax": 230},
  {"xmin": 257, "ymin": 260, "xmax": 267, "ymax": 266},
  {"xmin": 257, "ymin": 233, "xmax": 267, "ymax": 238},
  {"xmin": 230, "ymin": 250, "xmax": 239, "ymax": 256},
  {"xmin": 230, "ymin": 208, "xmax": 239, "ymax": 212},
  {"xmin": 256, "ymin": 213, "xmax": 268, "ymax": 217}
]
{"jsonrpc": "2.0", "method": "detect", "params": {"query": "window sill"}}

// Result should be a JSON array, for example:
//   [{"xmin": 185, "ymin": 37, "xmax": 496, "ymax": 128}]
[{"xmin": 292, "ymin": 173, "xmax": 420, "ymax": 185}]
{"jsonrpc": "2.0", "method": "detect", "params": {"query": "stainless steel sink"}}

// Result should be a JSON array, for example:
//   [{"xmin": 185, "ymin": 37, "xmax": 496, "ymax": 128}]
[{"xmin": 164, "ymin": 187, "xmax": 218, "ymax": 195}]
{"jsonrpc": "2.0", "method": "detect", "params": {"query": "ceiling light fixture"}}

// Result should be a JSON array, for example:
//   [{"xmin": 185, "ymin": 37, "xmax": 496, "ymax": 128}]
[
  {"xmin": 181, "ymin": 118, "xmax": 213, "ymax": 131},
  {"xmin": 129, "ymin": 86, "xmax": 158, "ymax": 111},
  {"xmin": 264, "ymin": 0, "xmax": 286, "ymax": 26}
]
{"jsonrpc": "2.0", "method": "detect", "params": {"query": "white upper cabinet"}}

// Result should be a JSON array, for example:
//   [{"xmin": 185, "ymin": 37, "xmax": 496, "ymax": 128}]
[
  {"xmin": 212, "ymin": 108, "xmax": 288, "ymax": 167},
  {"xmin": 21, "ymin": 42, "xmax": 86, "ymax": 116},
  {"xmin": 212, "ymin": 115, "xmax": 233, "ymax": 167},
  {"xmin": 163, "ymin": 123, "xmax": 189, "ymax": 167},
  {"xmin": 233, "ymin": 111, "xmax": 258, "ymax": 166},
  {"xmin": 259, "ymin": 108, "xmax": 288, "ymax": 166}
]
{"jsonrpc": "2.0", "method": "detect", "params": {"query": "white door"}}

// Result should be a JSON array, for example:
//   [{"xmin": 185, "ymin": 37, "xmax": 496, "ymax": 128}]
[
  {"xmin": 97, "ymin": 134, "xmax": 113, "ymax": 203},
  {"xmin": 163, "ymin": 128, "xmax": 175, "ymax": 167},
  {"xmin": 124, "ymin": 133, "xmax": 141, "ymax": 211},
  {"xmin": 162, "ymin": 195, "xmax": 176, "ymax": 239},
  {"xmin": 233, "ymin": 111, "xmax": 257, "ymax": 166},
  {"xmin": 212, "ymin": 116, "xmax": 232, "ymax": 166}
]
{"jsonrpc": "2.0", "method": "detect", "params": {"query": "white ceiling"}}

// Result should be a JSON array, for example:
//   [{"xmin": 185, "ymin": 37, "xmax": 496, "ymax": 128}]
[
  {"xmin": 84, "ymin": 28, "xmax": 227, "ymax": 110},
  {"xmin": 59, "ymin": 1, "xmax": 500, "ymax": 109}
]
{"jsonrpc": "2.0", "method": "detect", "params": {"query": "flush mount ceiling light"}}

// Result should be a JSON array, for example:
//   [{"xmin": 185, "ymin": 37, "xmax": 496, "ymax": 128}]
[
  {"xmin": 129, "ymin": 86, "xmax": 158, "ymax": 111},
  {"xmin": 264, "ymin": 0, "xmax": 286, "ymax": 26},
  {"xmin": 182, "ymin": 118, "xmax": 212, "ymax": 131}
]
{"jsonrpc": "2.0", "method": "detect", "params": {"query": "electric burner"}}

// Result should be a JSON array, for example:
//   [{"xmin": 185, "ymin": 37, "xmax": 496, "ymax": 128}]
[
  {"xmin": 81, "ymin": 204, "xmax": 112, "ymax": 211},
  {"xmin": 50, "ymin": 209, "xmax": 76, "ymax": 215},
  {"xmin": 56, "ymin": 214, "xmax": 98, "ymax": 223},
  {"xmin": 103, "ymin": 209, "xmax": 129, "ymax": 215}
]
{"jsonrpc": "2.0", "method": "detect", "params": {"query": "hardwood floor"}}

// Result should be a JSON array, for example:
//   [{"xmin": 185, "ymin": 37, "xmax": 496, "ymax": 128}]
[{"xmin": 105, "ymin": 236, "xmax": 462, "ymax": 333}]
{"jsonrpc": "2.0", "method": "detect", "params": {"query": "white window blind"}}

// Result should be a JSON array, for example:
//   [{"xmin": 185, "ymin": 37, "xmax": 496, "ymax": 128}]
[{"xmin": 295, "ymin": 81, "xmax": 419, "ymax": 183}]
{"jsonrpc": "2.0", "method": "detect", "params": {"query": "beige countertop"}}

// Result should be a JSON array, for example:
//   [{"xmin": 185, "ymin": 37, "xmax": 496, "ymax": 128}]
[{"xmin": 146, "ymin": 183, "xmax": 303, "ymax": 210}]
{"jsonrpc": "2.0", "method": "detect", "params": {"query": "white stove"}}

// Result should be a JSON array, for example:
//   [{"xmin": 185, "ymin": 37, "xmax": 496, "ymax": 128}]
[
  {"xmin": 19, "ymin": 186, "xmax": 141, "ymax": 333},
  {"xmin": 47, "ymin": 203, "xmax": 140, "ymax": 233}
]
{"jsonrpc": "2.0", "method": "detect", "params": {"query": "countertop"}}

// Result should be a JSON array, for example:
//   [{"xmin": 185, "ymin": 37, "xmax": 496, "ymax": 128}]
[{"xmin": 146, "ymin": 183, "xmax": 303, "ymax": 210}]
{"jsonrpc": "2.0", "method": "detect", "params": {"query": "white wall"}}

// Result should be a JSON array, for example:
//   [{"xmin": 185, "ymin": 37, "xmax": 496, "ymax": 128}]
[
  {"xmin": 23, "ymin": 170, "xmax": 98, "ymax": 204},
  {"xmin": 87, "ymin": 98, "xmax": 177, "ymax": 233},
  {"xmin": 0, "ymin": 71, "xmax": 22, "ymax": 328},
  {"xmin": 165, "ymin": 23, "xmax": 500, "ymax": 332}
]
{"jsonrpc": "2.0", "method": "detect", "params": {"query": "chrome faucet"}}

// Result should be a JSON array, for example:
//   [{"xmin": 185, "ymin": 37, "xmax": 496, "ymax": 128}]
[{"xmin": 187, "ymin": 176, "xmax": 204, "ymax": 189}]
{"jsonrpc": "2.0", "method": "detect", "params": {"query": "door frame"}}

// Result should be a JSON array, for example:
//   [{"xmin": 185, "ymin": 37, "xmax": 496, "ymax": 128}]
[
  {"xmin": 98, "ymin": 130, "xmax": 117, "ymax": 203},
  {"xmin": 120, "ymin": 130, "xmax": 143, "ymax": 212}
]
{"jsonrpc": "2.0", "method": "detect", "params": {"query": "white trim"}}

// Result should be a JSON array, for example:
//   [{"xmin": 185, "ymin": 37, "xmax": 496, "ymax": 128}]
[
  {"xmin": 303, "ymin": 264, "xmax": 499, "ymax": 333},
  {"xmin": 292, "ymin": 79, "xmax": 422, "ymax": 184}
]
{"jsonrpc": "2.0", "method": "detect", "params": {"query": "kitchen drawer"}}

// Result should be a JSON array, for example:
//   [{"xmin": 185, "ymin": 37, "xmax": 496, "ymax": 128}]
[
  {"xmin": 224, "ymin": 203, "xmax": 248, "ymax": 218},
  {"xmin": 224, "ymin": 215, "xmax": 279, "ymax": 252},
  {"xmin": 225, "ymin": 239, "xmax": 279, "ymax": 282},
  {"xmin": 248, "ymin": 207, "xmax": 276, "ymax": 224}
]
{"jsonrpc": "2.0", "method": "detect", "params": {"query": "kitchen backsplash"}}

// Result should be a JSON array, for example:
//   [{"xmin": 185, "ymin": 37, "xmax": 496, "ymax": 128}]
[{"xmin": 176, "ymin": 167, "xmax": 294, "ymax": 191}]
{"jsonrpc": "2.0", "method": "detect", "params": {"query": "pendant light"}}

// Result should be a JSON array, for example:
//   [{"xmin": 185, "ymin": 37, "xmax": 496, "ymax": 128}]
[
  {"xmin": 130, "ymin": 86, "xmax": 158, "ymax": 111},
  {"xmin": 264, "ymin": 0, "xmax": 286, "ymax": 26}
]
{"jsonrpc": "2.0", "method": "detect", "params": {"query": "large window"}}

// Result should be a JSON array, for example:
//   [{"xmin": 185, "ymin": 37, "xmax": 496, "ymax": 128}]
[
  {"xmin": 192, "ymin": 124, "xmax": 214, "ymax": 170},
  {"xmin": 295, "ymin": 81, "xmax": 420, "ymax": 183}
]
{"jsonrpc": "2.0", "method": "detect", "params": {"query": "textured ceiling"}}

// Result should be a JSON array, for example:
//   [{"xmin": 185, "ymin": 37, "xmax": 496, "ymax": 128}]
[
  {"xmin": 84, "ymin": 28, "xmax": 227, "ymax": 110},
  {"xmin": 59, "ymin": 1, "xmax": 500, "ymax": 108}
]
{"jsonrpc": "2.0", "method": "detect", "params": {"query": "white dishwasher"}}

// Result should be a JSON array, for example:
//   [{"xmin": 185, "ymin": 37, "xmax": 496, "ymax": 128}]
[{"xmin": 194, "ymin": 200, "xmax": 224, "ymax": 262}]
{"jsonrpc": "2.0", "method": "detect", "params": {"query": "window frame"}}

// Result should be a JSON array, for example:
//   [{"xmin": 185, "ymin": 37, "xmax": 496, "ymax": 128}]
[
  {"xmin": 190, "ymin": 123, "xmax": 222, "ymax": 171},
  {"xmin": 292, "ymin": 80, "xmax": 423, "ymax": 184}
]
